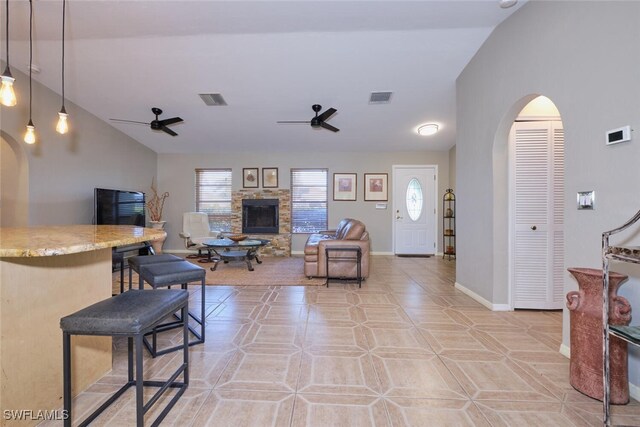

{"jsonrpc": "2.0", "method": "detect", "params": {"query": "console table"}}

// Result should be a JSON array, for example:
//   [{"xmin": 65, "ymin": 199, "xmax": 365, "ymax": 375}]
[
  {"xmin": 325, "ymin": 246, "xmax": 362, "ymax": 288},
  {"xmin": 0, "ymin": 225, "xmax": 165, "ymax": 427}
]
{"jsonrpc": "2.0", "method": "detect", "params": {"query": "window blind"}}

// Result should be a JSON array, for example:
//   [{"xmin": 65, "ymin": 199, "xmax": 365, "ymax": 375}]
[
  {"xmin": 195, "ymin": 168, "xmax": 232, "ymax": 232},
  {"xmin": 290, "ymin": 168, "xmax": 328, "ymax": 233}
]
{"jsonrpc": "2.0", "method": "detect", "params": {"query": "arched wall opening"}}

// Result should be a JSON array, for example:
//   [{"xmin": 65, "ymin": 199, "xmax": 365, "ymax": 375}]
[
  {"xmin": 492, "ymin": 94, "xmax": 563, "ymax": 307},
  {"xmin": 1, "ymin": 132, "xmax": 29, "ymax": 227}
]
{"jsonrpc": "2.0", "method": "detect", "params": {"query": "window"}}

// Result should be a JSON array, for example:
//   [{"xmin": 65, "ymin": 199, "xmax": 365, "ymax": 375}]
[
  {"xmin": 291, "ymin": 168, "xmax": 328, "ymax": 233},
  {"xmin": 195, "ymin": 168, "xmax": 232, "ymax": 232},
  {"xmin": 406, "ymin": 178, "xmax": 423, "ymax": 221}
]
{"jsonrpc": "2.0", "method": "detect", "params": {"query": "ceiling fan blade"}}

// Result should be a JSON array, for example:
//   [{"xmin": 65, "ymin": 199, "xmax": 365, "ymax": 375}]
[
  {"xmin": 158, "ymin": 117, "xmax": 183, "ymax": 126},
  {"xmin": 316, "ymin": 108, "xmax": 337, "ymax": 122},
  {"xmin": 160, "ymin": 126, "xmax": 178, "ymax": 136},
  {"xmin": 320, "ymin": 122, "xmax": 340, "ymax": 132},
  {"xmin": 277, "ymin": 120, "xmax": 311, "ymax": 124},
  {"xmin": 109, "ymin": 118, "xmax": 150, "ymax": 125}
]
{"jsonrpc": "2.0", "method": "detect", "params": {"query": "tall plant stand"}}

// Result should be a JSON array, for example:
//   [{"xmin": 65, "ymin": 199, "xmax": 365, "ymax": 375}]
[{"xmin": 443, "ymin": 189, "xmax": 456, "ymax": 260}]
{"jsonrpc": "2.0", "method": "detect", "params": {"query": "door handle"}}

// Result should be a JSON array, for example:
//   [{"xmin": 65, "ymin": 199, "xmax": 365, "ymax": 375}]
[
  {"xmin": 531, "ymin": 225, "xmax": 537, "ymax": 231},
  {"xmin": 396, "ymin": 215, "xmax": 403, "ymax": 220}
]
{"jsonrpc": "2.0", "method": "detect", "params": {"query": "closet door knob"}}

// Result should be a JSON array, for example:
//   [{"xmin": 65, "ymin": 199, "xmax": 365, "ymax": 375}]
[{"xmin": 531, "ymin": 225, "xmax": 537, "ymax": 231}]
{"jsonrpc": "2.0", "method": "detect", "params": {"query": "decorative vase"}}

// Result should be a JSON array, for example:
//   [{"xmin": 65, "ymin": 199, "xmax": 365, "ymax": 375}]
[
  {"xmin": 566, "ymin": 267, "xmax": 631, "ymax": 404},
  {"xmin": 148, "ymin": 221, "xmax": 167, "ymax": 254}
]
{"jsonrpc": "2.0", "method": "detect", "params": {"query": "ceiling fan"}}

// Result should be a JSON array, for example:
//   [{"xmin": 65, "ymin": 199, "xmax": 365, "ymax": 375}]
[
  {"xmin": 110, "ymin": 107, "xmax": 183, "ymax": 136},
  {"xmin": 277, "ymin": 104, "xmax": 340, "ymax": 132}
]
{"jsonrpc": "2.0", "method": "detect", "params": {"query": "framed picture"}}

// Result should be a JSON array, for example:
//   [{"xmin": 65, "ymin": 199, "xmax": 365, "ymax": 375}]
[
  {"xmin": 333, "ymin": 173, "xmax": 357, "ymax": 201},
  {"xmin": 243, "ymin": 168, "xmax": 259, "ymax": 188},
  {"xmin": 364, "ymin": 173, "xmax": 388, "ymax": 201},
  {"xmin": 262, "ymin": 167, "xmax": 279, "ymax": 188}
]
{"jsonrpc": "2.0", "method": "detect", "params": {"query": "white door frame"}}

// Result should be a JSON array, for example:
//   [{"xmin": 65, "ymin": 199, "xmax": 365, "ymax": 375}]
[{"xmin": 392, "ymin": 164, "xmax": 438, "ymax": 255}]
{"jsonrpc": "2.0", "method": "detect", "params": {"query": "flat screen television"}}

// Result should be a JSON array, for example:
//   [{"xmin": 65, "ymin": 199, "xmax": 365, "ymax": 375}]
[{"xmin": 94, "ymin": 188, "xmax": 146, "ymax": 226}]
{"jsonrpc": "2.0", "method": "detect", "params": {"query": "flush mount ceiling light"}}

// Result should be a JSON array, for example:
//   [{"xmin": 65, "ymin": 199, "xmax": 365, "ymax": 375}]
[
  {"xmin": 417, "ymin": 124, "xmax": 439, "ymax": 136},
  {"xmin": 499, "ymin": 0, "xmax": 518, "ymax": 8}
]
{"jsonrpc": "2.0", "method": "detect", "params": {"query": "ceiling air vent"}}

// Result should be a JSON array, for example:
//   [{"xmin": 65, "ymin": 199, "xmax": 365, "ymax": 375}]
[
  {"xmin": 369, "ymin": 91, "xmax": 393, "ymax": 104},
  {"xmin": 199, "ymin": 93, "xmax": 228, "ymax": 106}
]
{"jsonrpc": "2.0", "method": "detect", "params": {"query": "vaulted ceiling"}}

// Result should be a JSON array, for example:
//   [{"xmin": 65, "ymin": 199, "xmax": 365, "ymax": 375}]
[{"xmin": 6, "ymin": 1, "xmax": 524, "ymax": 153}]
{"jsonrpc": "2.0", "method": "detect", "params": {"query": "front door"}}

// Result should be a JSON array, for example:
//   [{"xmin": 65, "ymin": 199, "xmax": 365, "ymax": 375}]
[{"xmin": 393, "ymin": 165, "xmax": 437, "ymax": 255}]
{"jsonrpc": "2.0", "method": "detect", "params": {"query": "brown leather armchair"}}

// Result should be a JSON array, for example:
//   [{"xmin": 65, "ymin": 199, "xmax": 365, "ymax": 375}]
[{"xmin": 304, "ymin": 218, "xmax": 370, "ymax": 279}]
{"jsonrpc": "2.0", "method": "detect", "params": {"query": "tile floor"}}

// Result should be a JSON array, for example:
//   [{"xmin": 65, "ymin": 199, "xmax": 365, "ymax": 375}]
[{"xmin": 51, "ymin": 256, "xmax": 640, "ymax": 426}]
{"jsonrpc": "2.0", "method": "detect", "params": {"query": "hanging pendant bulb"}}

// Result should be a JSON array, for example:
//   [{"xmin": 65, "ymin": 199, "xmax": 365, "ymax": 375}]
[
  {"xmin": 56, "ymin": 0, "xmax": 69, "ymax": 134},
  {"xmin": 1, "ymin": 0, "xmax": 16, "ymax": 106},
  {"xmin": 0, "ymin": 69, "xmax": 15, "ymax": 106},
  {"xmin": 56, "ymin": 106, "xmax": 68, "ymax": 134},
  {"xmin": 24, "ymin": 119, "xmax": 35, "ymax": 144}
]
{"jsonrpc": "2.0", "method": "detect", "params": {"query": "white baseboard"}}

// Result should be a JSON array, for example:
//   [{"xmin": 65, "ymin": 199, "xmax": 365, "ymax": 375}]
[
  {"xmin": 454, "ymin": 282, "xmax": 511, "ymax": 311},
  {"xmin": 630, "ymin": 381, "xmax": 640, "ymax": 401},
  {"xmin": 559, "ymin": 343, "xmax": 570, "ymax": 359}
]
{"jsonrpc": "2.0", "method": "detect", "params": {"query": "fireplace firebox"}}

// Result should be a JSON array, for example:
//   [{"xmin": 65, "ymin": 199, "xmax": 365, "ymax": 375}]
[{"xmin": 242, "ymin": 199, "xmax": 279, "ymax": 234}]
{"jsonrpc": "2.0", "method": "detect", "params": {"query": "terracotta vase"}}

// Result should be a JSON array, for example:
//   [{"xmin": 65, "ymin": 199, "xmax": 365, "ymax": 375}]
[{"xmin": 566, "ymin": 267, "xmax": 631, "ymax": 404}]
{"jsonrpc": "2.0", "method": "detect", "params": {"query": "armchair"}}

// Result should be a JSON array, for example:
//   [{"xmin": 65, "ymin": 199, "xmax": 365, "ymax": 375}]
[
  {"xmin": 179, "ymin": 212, "xmax": 221, "ymax": 261},
  {"xmin": 303, "ymin": 218, "xmax": 370, "ymax": 279}
]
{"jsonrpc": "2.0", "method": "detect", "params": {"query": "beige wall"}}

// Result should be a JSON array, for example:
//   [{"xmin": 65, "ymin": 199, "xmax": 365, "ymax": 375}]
[
  {"xmin": 456, "ymin": 1, "xmax": 640, "ymax": 384},
  {"xmin": 448, "ymin": 145, "xmax": 456, "ymax": 192},
  {"xmin": 158, "ymin": 150, "xmax": 450, "ymax": 253},
  {"xmin": 0, "ymin": 66, "xmax": 157, "ymax": 225}
]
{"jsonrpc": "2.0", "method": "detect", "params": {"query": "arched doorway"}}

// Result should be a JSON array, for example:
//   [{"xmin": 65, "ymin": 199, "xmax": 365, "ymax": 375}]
[
  {"xmin": 1, "ymin": 133, "xmax": 29, "ymax": 226},
  {"xmin": 492, "ymin": 95, "xmax": 564, "ymax": 310}
]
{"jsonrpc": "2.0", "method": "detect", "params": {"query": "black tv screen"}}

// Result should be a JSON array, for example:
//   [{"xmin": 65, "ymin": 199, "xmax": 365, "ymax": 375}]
[{"xmin": 94, "ymin": 188, "xmax": 145, "ymax": 226}]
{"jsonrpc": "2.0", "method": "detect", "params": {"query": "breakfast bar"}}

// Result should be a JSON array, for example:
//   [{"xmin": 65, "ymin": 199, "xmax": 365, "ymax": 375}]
[{"xmin": 0, "ymin": 225, "xmax": 166, "ymax": 426}]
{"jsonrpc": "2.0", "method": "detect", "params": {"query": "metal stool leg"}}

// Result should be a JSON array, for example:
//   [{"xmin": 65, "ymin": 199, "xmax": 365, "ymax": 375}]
[
  {"xmin": 63, "ymin": 332, "xmax": 72, "ymax": 427},
  {"xmin": 135, "ymin": 334, "xmax": 144, "ymax": 427}
]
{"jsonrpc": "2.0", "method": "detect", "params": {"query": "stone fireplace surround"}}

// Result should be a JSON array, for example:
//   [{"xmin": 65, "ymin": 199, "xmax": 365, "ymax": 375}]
[{"xmin": 231, "ymin": 189, "xmax": 291, "ymax": 257}]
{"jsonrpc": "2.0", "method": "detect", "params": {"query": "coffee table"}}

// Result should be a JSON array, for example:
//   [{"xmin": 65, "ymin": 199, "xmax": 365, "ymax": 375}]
[{"xmin": 202, "ymin": 238, "xmax": 268, "ymax": 271}]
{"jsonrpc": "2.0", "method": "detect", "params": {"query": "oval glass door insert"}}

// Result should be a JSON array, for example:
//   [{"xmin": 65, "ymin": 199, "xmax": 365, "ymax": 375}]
[{"xmin": 406, "ymin": 178, "xmax": 423, "ymax": 221}]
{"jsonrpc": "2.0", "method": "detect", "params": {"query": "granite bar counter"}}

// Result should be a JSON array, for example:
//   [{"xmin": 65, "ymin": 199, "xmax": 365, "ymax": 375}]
[{"xmin": 0, "ymin": 225, "xmax": 166, "ymax": 426}]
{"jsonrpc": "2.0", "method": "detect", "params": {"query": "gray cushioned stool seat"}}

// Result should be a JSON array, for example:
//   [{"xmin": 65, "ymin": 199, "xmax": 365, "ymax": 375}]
[
  {"xmin": 139, "ymin": 261, "xmax": 205, "ymax": 288},
  {"xmin": 127, "ymin": 254, "xmax": 183, "ymax": 291},
  {"xmin": 137, "ymin": 260, "xmax": 206, "ymax": 356},
  {"xmin": 60, "ymin": 289, "xmax": 188, "ymax": 336},
  {"xmin": 60, "ymin": 289, "xmax": 189, "ymax": 427}
]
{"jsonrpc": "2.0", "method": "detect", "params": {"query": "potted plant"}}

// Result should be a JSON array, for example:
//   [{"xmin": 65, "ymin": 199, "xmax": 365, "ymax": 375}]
[{"xmin": 147, "ymin": 179, "xmax": 169, "ymax": 229}]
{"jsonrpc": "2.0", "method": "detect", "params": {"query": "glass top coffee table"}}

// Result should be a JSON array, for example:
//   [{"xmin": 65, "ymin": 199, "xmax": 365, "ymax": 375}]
[{"xmin": 202, "ymin": 238, "xmax": 268, "ymax": 271}]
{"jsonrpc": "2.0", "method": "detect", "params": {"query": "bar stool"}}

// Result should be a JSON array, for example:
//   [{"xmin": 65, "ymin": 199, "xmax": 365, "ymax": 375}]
[
  {"xmin": 127, "ymin": 254, "xmax": 183, "ymax": 291},
  {"xmin": 60, "ymin": 289, "xmax": 189, "ymax": 427},
  {"xmin": 138, "ymin": 261, "xmax": 206, "ymax": 356}
]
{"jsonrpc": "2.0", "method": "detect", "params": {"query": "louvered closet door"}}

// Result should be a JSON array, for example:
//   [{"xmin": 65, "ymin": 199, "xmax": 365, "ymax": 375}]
[{"xmin": 511, "ymin": 121, "xmax": 564, "ymax": 309}]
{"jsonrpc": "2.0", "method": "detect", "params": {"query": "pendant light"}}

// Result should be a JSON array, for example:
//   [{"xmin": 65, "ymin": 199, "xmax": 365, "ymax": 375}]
[
  {"xmin": 55, "ymin": 0, "xmax": 68, "ymax": 134},
  {"xmin": 23, "ymin": 0, "xmax": 35, "ymax": 144},
  {"xmin": 0, "ymin": 0, "xmax": 16, "ymax": 106}
]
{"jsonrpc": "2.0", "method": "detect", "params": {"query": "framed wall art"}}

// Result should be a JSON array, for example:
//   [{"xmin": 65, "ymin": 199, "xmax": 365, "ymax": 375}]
[
  {"xmin": 364, "ymin": 173, "xmax": 388, "ymax": 201},
  {"xmin": 243, "ymin": 168, "xmax": 259, "ymax": 188},
  {"xmin": 333, "ymin": 173, "xmax": 357, "ymax": 201},
  {"xmin": 262, "ymin": 168, "xmax": 279, "ymax": 188}
]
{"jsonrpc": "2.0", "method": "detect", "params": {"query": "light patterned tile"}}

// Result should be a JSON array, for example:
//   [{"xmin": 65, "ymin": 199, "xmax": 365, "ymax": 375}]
[
  {"xmin": 304, "ymin": 324, "xmax": 369, "ymax": 353},
  {"xmin": 355, "ymin": 292, "xmax": 401, "ymax": 308},
  {"xmin": 240, "ymin": 321, "xmax": 305, "ymax": 350},
  {"xmin": 207, "ymin": 301, "xmax": 263, "ymax": 321},
  {"xmin": 216, "ymin": 347, "xmax": 301, "ymax": 393},
  {"xmin": 372, "ymin": 353, "xmax": 467, "ymax": 399},
  {"xmin": 257, "ymin": 303, "xmax": 309, "ymax": 323},
  {"xmin": 308, "ymin": 305, "xmax": 360, "ymax": 326},
  {"xmin": 419, "ymin": 328, "xmax": 497, "ymax": 354},
  {"xmin": 292, "ymin": 394, "xmax": 390, "ymax": 427},
  {"xmin": 357, "ymin": 306, "xmax": 414, "ymax": 327},
  {"xmin": 297, "ymin": 351, "xmax": 380, "ymax": 396},
  {"xmin": 191, "ymin": 390, "xmax": 295, "ymax": 427},
  {"xmin": 440, "ymin": 352, "xmax": 558, "ymax": 402},
  {"xmin": 474, "ymin": 400, "xmax": 607, "ymax": 427},
  {"xmin": 384, "ymin": 397, "xmax": 490, "ymax": 427},
  {"xmin": 364, "ymin": 326, "xmax": 433, "ymax": 356}
]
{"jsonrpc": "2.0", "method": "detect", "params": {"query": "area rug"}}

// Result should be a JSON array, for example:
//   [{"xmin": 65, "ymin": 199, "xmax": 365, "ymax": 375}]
[
  {"xmin": 192, "ymin": 255, "xmax": 326, "ymax": 286},
  {"xmin": 113, "ymin": 256, "xmax": 326, "ymax": 290}
]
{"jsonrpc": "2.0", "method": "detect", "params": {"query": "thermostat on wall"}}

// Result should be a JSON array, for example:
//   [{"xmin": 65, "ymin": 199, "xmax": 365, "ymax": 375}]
[{"xmin": 606, "ymin": 125, "xmax": 631, "ymax": 145}]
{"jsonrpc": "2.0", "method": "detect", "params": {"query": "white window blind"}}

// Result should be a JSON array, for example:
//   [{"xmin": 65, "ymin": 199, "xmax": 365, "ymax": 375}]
[
  {"xmin": 291, "ymin": 168, "xmax": 328, "ymax": 233},
  {"xmin": 195, "ymin": 168, "xmax": 232, "ymax": 232}
]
